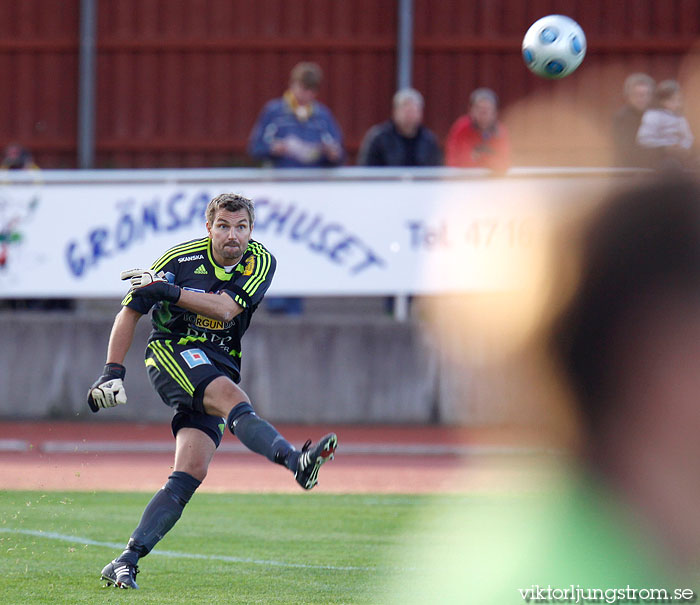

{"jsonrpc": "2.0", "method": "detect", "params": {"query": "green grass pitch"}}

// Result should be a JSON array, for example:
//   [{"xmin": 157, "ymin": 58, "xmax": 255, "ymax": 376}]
[{"xmin": 0, "ymin": 490, "xmax": 456, "ymax": 604}]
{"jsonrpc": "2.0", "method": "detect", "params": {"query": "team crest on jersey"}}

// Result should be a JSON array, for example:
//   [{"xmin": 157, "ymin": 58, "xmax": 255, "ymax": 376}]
[
  {"xmin": 243, "ymin": 257, "xmax": 255, "ymax": 276},
  {"xmin": 180, "ymin": 348, "xmax": 211, "ymax": 368}
]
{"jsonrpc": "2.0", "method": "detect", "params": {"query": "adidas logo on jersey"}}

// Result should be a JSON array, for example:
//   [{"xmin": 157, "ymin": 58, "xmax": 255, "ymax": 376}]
[{"xmin": 194, "ymin": 264, "xmax": 208, "ymax": 275}]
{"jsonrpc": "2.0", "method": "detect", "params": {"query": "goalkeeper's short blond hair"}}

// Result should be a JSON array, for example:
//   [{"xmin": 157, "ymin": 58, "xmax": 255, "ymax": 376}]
[{"xmin": 206, "ymin": 193, "xmax": 255, "ymax": 226}]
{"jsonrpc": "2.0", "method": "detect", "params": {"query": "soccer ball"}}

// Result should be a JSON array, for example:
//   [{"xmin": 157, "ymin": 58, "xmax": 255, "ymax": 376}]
[{"xmin": 522, "ymin": 15, "xmax": 586, "ymax": 79}]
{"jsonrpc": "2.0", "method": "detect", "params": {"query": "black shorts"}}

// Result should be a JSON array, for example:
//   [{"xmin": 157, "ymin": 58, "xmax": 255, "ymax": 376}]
[
  {"xmin": 171, "ymin": 408, "xmax": 226, "ymax": 448},
  {"xmin": 144, "ymin": 339, "xmax": 227, "ymax": 447}
]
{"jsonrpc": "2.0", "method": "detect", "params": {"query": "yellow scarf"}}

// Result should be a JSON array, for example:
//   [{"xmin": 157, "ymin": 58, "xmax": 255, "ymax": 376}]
[{"xmin": 283, "ymin": 90, "xmax": 314, "ymax": 122}]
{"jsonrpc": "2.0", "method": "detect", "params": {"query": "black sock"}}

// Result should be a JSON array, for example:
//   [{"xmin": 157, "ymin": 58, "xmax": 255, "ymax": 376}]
[
  {"xmin": 116, "ymin": 471, "xmax": 201, "ymax": 564},
  {"xmin": 227, "ymin": 402, "xmax": 295, "ymax": 468}
]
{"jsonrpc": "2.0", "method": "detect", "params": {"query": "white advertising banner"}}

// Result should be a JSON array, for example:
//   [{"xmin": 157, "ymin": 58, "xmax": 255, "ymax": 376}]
[{"xmin": 0, "ymin": 169, "xmax": 618, "ymax": 297}]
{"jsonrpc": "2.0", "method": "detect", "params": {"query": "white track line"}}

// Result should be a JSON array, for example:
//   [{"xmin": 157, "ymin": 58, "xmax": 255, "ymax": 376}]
[
  {"xmin": 0, "ymin": 439, "xmax": 29, "ymax": 451},
  {"xmin": 0, "ymin": 528, "xmax": 389, "ymax": 572}
]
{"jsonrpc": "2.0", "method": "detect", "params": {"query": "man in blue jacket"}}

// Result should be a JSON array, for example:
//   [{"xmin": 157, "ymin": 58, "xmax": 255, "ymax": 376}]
[{"xmin": 248, "ymin": 62, "xmax": 344, "ymax": 168}]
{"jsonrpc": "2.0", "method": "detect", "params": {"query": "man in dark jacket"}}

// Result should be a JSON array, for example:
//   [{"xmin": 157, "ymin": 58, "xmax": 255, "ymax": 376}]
[{"xmin": 357, "ymin": 88, "xmax": 442, "ymax": 167}]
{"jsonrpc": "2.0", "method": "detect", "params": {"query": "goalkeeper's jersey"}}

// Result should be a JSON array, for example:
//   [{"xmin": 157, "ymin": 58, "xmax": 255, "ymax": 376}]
[{"xmin": 122, "ymin": 236, "xmax": 276, "ymax": 381}]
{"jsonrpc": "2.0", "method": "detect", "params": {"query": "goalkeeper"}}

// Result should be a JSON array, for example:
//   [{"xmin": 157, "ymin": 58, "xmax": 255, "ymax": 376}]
[{"xmin": 88, "ymin": 193, "xmax": 337, "ymax": 590}]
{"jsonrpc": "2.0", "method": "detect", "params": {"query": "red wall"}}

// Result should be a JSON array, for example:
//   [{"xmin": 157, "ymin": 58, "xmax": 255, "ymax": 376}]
[
  {"xmin": 0, "ymin": 0, "xmax": 79, "ymax": 167},
  {"xmin": 0, "ymin": 0, "xmax": 698, "ymax": 168}
]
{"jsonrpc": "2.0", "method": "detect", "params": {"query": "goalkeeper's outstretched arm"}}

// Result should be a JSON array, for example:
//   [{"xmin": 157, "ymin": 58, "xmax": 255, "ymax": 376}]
[
  {"xmin": 106, "ymin": 306, "xmax": 143, "ymax": 365},
  {"xmin": 87, "ymin": 306, "xmax": 143, "ymax": 413}
]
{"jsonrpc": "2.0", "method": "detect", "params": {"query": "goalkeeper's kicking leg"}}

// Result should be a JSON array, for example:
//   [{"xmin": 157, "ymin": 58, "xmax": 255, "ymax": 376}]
[
  {"xmin": 204, "ymin": 376, "xmax": 338, "ymax": 491},
  {"xmin": 101, "ymin": 376, "xmax": 336, "ymax": 589}
]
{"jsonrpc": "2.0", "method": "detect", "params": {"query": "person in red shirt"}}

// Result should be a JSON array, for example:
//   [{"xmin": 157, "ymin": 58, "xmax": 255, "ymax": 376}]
[{"xmin": 445, "ymin": 88, "xmax": 511, "ymax": 173}]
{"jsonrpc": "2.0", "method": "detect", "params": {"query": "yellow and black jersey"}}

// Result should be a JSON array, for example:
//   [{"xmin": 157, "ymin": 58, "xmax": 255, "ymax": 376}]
[{"xmin": 122, "ymin": 236, "xmax": 275, "ymax": 380}]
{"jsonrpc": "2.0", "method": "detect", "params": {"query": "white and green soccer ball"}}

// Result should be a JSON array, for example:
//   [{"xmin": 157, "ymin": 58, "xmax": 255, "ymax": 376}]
[{"xmin": 522, "ymin": 14, "xmax": 587, "ymax": 79}]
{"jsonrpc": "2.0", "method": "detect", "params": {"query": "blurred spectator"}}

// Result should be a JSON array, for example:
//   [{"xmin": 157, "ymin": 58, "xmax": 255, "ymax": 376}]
[
  {"xmin": 551, "ymin": 175, "xmax": 700, "ymax": 570},
  {"xmin": 0, "ymin": 143, "xmax": 39, "ymax": 171},
  {"xmin": 357, "ymin": 88, "xmax": 442, "ymax": 167},
  {"xmin": 388, "ymin": 175, "xmax": 700, "ymax": 601},
  {"xmin": 248, "ymin": 62, "xmax": 345, "ymax": 314},
  {"xmin": 611, "ymin": 72, "xmax": 655, "ymax": 167},
  {"xmin": 637, "ymin": 79, "xmax": 696, "ymax": 171},
  {"xmin": 247, "ymin": 61, "xmax": 344, "ymax": 169},
  {"xmin": 445, "ymin": 88, "xmax": 510, "ymax": 173}
]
